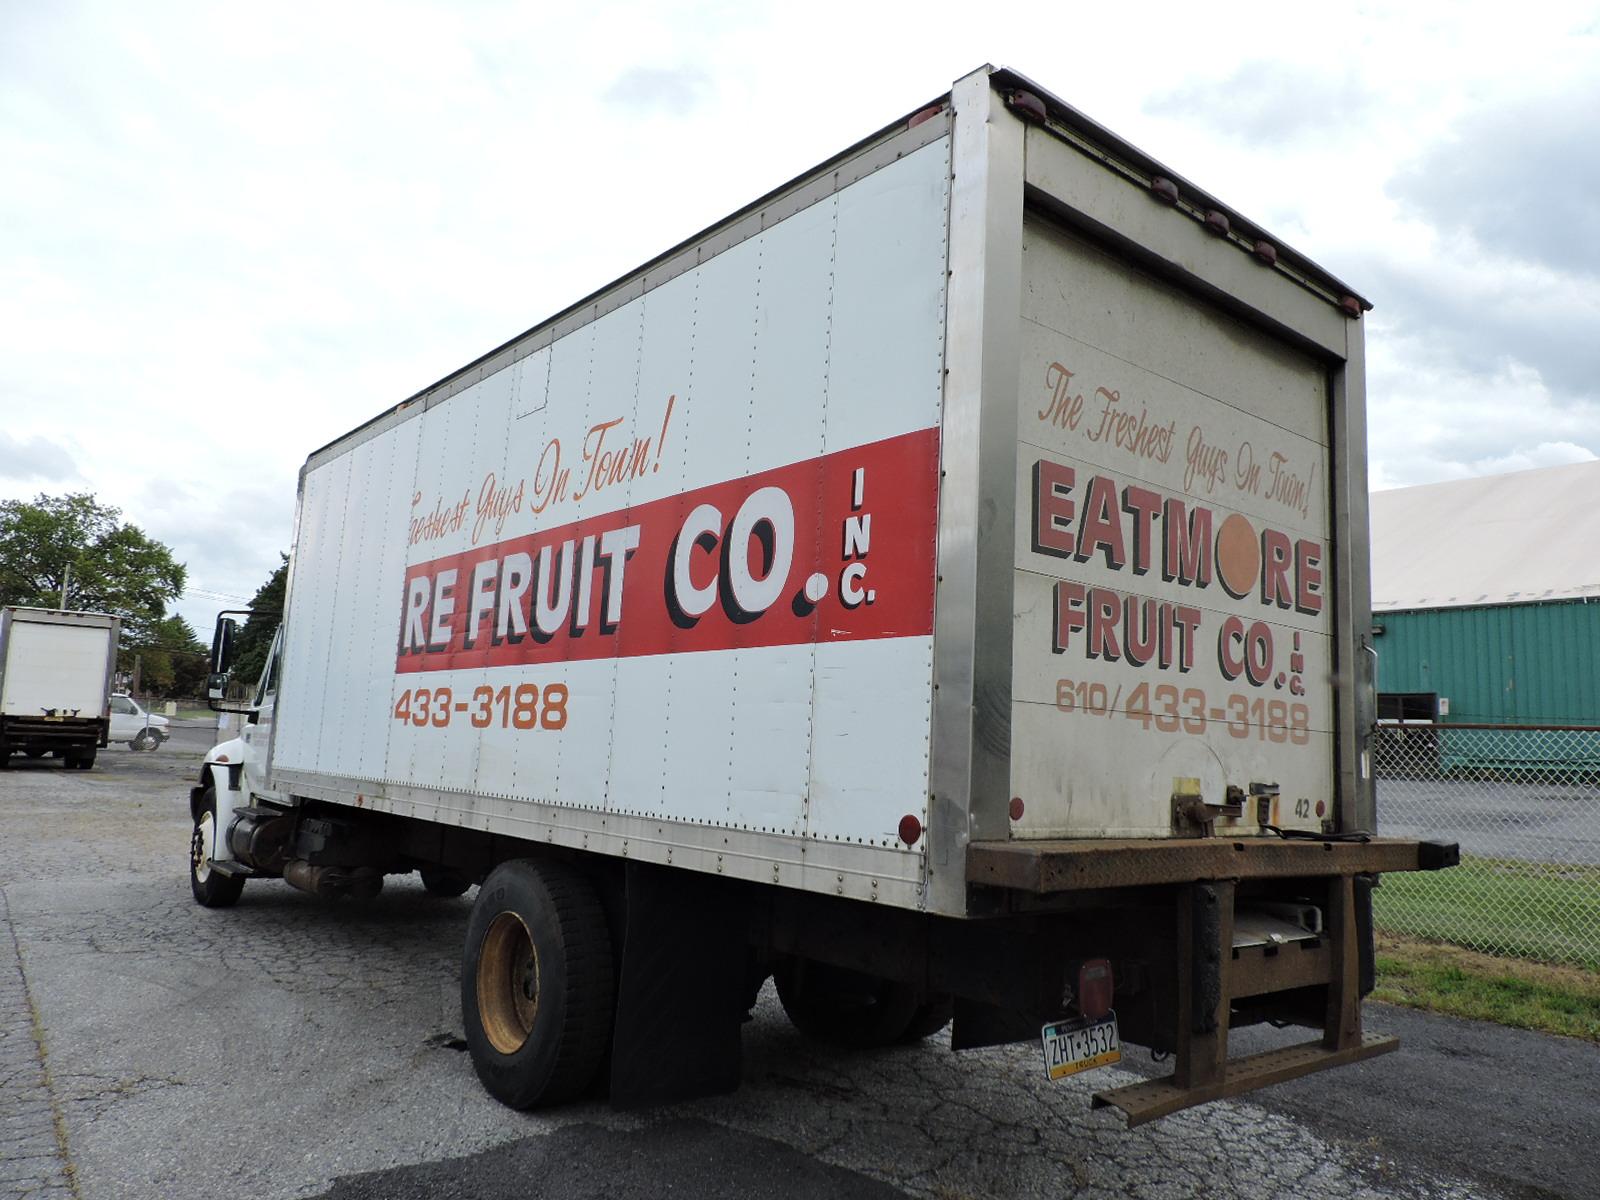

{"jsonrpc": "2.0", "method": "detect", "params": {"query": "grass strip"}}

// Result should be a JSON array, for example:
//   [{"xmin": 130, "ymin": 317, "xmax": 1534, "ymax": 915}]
[
  {"xmin": 1373, "ymin": 935, "xmax": 1600, "ymax": 1043},
  {"xmin": 1372, "ymin": 853, "xmax": 1600, "ymax": 970}
]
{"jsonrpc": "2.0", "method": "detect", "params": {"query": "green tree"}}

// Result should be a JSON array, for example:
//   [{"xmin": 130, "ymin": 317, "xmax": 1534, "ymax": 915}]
[
  {"xmin": 120, "ymin": 615, "xmax": 210, "ymax": 697},
  {"xmin": 0, "ymin": 493, "xmax": 185, "ymax": 642},
  {"xmin": 230, "ymin": 556, "xmax": 287, "ymax": 686}
]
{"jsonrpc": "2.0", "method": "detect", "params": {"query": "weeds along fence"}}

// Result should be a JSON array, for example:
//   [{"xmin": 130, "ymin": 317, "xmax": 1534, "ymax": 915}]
[{"xmin": 1373, "ymin": 722, "xmax": 1600, "ymax": 970}]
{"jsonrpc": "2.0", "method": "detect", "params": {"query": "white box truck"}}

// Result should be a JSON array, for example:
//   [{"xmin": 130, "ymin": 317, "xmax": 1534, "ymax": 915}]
[
  {"xmin": 193, "ymin": 65, "xmax": 1455, "ymax": 1125},
  {"xmin": 0, "ymin": 607, "xmax": 120, "ymax": 770}
]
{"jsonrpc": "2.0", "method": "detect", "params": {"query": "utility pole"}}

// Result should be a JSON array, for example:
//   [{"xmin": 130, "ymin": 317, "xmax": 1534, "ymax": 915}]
[{"xmin": 59, "ymin": 562, "xmax": 71, "ymax": 610}]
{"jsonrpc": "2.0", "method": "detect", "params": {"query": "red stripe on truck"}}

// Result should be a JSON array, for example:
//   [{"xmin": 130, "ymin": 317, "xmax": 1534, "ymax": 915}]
[{"xmin": 395, "ymin": 427, "xmax": 940, "ymax": 674}]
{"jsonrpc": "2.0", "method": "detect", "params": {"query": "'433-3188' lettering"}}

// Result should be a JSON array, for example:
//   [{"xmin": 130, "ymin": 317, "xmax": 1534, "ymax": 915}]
[{"xmin": 393, "ymin": 684, "xmax": 569, "ymax": 730}]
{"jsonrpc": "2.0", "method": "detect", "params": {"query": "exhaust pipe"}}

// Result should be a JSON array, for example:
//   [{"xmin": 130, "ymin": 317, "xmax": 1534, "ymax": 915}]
[{"xmin": 283, "ymin": 860, "xmax": 384, "ymax": 900}]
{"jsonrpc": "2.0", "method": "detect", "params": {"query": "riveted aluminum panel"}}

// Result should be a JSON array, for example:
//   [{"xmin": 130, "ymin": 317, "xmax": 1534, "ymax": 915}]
[
  {"xmin": 274, "ymin": 451, "xmax": 354, "ymax": 770},
  {"xmin": 271, "ymin": 132, "xmax": 951, "ymax": 911}
]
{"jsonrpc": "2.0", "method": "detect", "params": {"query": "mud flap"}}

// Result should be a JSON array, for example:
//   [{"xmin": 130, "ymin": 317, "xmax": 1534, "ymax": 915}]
[{"xmin": 609, "ymin": 862, "xmax": 744, "ymax": 1107}]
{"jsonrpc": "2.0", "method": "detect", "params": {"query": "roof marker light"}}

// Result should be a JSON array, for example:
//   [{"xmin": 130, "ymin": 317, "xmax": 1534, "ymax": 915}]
[
  {"xmin": 1252, "ymin": 240, "xmax": 1278, "ymax": 266},
  {"xmin": 1204, "ymin": 210, "xmax": 1230, "ymax": 236},
  {"xmin": 1005, "ymin": 90, "xmax": 1048, "ymax": 124},
  {"xmin": 1150, "ymin": 177, "xmax": 1180, "ymax": 206}
]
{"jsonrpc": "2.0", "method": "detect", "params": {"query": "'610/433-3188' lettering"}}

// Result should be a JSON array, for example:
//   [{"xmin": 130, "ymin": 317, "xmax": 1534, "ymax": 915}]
[
  {"xmin": 1057, "ymin": 679, "xmax": 1311, "ymax": 745},
  {"xmin": 393, "ymin": 684, "xmax": 569, "ymax": 731}
]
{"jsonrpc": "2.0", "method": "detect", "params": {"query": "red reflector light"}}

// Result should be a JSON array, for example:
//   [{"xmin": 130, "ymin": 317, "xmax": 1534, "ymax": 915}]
[
  {"xmin": 1079, "ymin": 958, "xmax": 1114, "ymax": 1019},
  {"xmin": 898, "ymin": 814, "xmax": 923, "ymax": 846},
  {"xmin": 1009, "ymin": 796, "xmax": 1025, "ymax": 821}
]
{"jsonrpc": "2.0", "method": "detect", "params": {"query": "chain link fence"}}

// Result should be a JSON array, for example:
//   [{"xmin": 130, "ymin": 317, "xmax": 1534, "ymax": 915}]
[{"xmin": 1373, "ymin": 722, "xmax": 1600, "ymax": 969}]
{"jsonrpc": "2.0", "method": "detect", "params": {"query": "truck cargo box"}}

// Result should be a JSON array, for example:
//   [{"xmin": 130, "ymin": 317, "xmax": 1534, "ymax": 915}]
[
  {"xmin": 0, "ymin": 607, "xmax": 119, "ymax": 768},
  {"xmin": 267, "ymin": 67, "xmax": 1374, "ymax": 920},
  {"xmin": 198, "ymin": 66, "xmax": 1453, "ymax": 1125}
]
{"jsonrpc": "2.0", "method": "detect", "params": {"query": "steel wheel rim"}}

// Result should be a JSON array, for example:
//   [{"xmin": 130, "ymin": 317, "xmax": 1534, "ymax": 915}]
[
  {"xmin": 477, "ymin": 911, "xmax": 539, "ymax": 1055},
  {"xmin": 192, "ymin": 812, "xmax": 215, "ymax": 883}
]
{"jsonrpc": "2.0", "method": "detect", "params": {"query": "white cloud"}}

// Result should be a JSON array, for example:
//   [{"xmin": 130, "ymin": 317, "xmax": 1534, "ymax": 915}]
[
  {"xmin": 2, "ymin": 0, "xmax": 1598, "ymax": 627},
  {"xmin": 0, "ymin": 432, "xmax": 79, "ymax": 485}
]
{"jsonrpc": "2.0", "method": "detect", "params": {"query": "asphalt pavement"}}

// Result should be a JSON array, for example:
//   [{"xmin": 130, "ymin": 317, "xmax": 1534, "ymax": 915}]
[
  {"xmin": 1378, "ymin": 777, "xmax": 1600, "ymax": 865},
  {"xmin": 2, "ymin": 727, "xmax": 1596, "ymax": 1200}
]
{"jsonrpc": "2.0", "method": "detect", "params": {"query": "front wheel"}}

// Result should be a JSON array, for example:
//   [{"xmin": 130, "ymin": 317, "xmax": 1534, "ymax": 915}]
[
  {"xmin": 133, "ymin": 729, "xmax": 159, "ymax": 751},
  {"xmin": 190, "ymin": 786, "xmax": 245, "ymax": 908},
  {"xmin": 461, "ymin": 858, "xmax": 615, "ymax": 1109}
]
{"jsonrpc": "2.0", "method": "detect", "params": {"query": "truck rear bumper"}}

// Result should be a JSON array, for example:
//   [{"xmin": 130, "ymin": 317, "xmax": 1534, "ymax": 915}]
[
  {"xmin": 965, "ymin": 835, "xmax": 1457, "ymax": 1125},
  {"xmin": 0, "ymin": 715, "xmax": 109, "ymax": 749},
  {"xmin": 1092, "ymin": 1030, "xmax": 1397, "ymax": 1127},
  {"xmin": 967, "ymin": 835, "xmax": 1458, "ymax": 893}
]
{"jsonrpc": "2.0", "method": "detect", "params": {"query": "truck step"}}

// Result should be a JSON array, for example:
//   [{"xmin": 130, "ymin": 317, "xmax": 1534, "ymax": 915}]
[
  {"xmin": 208, "ymin": 860, "xmax": 255, "ymax": 878},
  {"xmin": 1091, "ymin": 1031, "xmax": 1397, "ymax": 1127}
]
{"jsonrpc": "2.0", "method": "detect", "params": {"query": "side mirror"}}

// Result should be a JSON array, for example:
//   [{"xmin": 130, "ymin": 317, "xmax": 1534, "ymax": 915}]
[
  {"xmin": 212, "ymin": 616, "xmax": 240, "ymax": 674},
  {"xmin": 207, "ymin": 610, "xmax": 257, "ymax": 714}
]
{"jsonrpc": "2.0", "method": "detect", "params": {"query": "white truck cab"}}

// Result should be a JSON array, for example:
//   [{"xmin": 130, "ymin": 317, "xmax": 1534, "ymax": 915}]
[{"xmin": 190, "ymin": 623, "xmax": 286, "ymax": 905}]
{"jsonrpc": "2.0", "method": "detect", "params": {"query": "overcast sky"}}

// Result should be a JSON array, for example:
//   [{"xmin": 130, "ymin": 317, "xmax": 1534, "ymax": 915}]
[{"xmin": 3, "ymin": 0, "xmax": 1597, "ymax": 637}]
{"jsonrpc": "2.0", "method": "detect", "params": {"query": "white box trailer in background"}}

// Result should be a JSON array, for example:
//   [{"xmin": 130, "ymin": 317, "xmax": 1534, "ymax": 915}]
[
  {"xmin": 0, "ymin": 607, "xmax": 119, "ymax": 770},
  {"xmin": 194, "ymin": 66, "xmax": 1455, "ymax": 1125}
]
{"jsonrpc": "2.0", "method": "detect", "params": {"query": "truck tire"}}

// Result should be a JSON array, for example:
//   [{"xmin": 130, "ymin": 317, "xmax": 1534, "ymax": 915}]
[
  {"xmin": 899, "ymin": 996, "xmax": 954, "ymax": 1043},
  {"xmin": 190, "ymin": 786, "xmax": 245, "ymax": 908},
  {"xmin": 461, "ymin": 858, "xmax": 614, "ymax": 1109},
  {"xmin": 65, "ymin": 748, "xmax": 96, "ymax": 770},
  {"xmin": 773, "ymin": 960, "xmax": 920, "ymax": 1048},
  {"xmin": 420, "ymin": 867, "xmax": 471, "ymax": 898}
]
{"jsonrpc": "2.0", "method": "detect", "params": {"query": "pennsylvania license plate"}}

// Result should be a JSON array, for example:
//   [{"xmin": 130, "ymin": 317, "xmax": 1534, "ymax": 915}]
[{"xmin": 1040, "ymin": 1012, "xmax": 1121, "ymax": 1081}]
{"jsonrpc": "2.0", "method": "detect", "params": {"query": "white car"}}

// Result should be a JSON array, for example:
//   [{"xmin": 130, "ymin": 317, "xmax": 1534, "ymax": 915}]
[{"xmin": 109, "ymin": 694, "xmax": 170, "ymax": 750}]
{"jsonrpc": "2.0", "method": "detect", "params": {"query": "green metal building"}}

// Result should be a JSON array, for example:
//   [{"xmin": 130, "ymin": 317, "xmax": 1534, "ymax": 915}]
[{"xmin": 1369, "ymin": 460, "xmax": 1600, "ymax": 767}]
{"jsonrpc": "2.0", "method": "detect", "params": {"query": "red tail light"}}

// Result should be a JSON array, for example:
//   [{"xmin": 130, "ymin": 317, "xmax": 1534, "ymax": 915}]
[{"xmin": 1079, "ymin": 959, "xmax": 1114, "ymax": 1019}]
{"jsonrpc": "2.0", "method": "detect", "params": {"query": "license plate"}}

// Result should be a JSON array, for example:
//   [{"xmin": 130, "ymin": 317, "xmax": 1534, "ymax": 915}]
[
  {"xmin": 1040, "ymin": 1012, "xmax": 1120, "ymax": 1081},
  {"xmin": 42, "ymin": 715, "xmax": 64, "ymax": 722}
]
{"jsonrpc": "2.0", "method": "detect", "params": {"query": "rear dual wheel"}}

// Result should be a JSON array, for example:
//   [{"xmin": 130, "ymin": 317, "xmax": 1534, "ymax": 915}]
[
  {"xmin": 420, "ymin": 866, "xmax": 472, "ymax": 898},
  {"xmin": 774, "ymin": 960, "xmax": 951, "ymax": 1048},
  {"xmin": 461, "ymin": 858, "xmax": 615, "ymax": 1109}
]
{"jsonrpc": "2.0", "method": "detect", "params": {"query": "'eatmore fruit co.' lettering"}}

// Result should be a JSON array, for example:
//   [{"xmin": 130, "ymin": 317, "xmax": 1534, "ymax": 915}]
[{"xmin": 1031, "ymin": 457, "xmax": 1322, "ymax": 695}]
